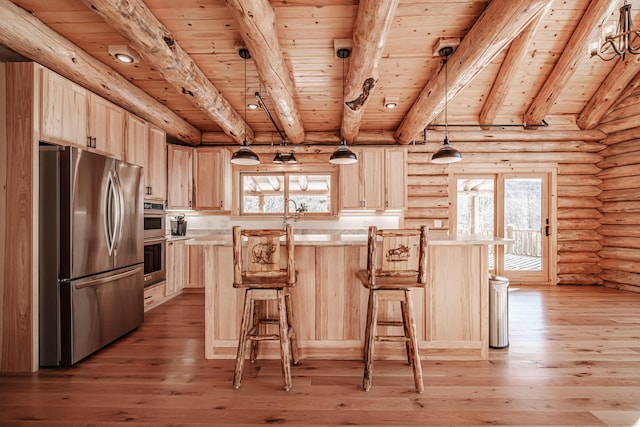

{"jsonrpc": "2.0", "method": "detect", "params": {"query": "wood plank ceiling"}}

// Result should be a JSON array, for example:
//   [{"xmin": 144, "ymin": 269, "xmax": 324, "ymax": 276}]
[{"xmin": 2, "ymin": 0, "xmax": 639, "ymax": 146}]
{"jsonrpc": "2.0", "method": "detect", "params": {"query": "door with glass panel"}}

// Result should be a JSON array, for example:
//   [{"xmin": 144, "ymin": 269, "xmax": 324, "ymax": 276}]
[{"xmin": 454, "ymin": 173, "xmax": 550, "ymax": 283}]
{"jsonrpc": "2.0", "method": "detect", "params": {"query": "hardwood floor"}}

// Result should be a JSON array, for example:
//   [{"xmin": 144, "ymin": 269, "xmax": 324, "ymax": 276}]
[{"xmin": 2, "ymin": 286, "xmax": 640, "ymax": 426}]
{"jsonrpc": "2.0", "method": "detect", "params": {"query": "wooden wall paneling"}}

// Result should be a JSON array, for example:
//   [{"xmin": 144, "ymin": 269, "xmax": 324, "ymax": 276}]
[
  {"xmin": 2, "ymin": 63, "xmax": 37, "ymax": 372},
  {"xmin": 315, "ymin": 246, "xmax": 346, "ymax": 340},
  {"xmin": 291, "ymin": 246, "xmax": 316, "ymax": 342},
  {"xmin": 407, "ymin": 133, "xmax": 604, "ymax": 286},
  {"xmin": 598, "ymin": 89, "xmax": 640, "ymax": 292}
]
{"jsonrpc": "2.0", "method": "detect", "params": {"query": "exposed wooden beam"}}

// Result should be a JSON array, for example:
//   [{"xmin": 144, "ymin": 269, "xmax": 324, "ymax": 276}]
[
  {"xmin": 341, "ymin": 0, "xmax": 399, "ymax": 143},
  {"xmin": 82, "ymin": 0, "xmax": 251, "ymax": 145},
  {"xmin": 0, "ymin": 0, "xmax": 200, "ymax": 144},
  {"xmin": 577, "ymin": 56, "xmax": 640, "ymax": 130},
  {"xmin": 394, "ymin": 0, "xmax": 552, "ymax": 144},
  {"xmin": 478, "ymin": 3, "xmax": 550, "ymax": 129},
  {"xmin": 525, "ymin": 0, "xmax": 618, "ymax": 126},
  {"xmin": 225, "ymin": 0, "xmax": 305, "ymax": 144},
  {"xmin": 201, "ymin": 127, "xmax": 606, "ymax": 145}
]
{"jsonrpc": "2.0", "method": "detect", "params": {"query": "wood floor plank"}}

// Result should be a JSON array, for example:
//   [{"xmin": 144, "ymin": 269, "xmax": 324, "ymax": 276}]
[{"xmin": 1, "ymin": 285, "xmax": 640, "ymax": 426}]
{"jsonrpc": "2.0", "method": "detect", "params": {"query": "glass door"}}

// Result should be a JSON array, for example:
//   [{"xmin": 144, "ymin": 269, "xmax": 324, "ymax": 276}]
[{"xmin": 454, "ymin": 172, "xmax": 551, "ymax": 283}]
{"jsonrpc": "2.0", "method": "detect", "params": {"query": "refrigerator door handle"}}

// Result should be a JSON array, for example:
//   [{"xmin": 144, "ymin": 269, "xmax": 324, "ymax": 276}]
[
  {"xmin": 104, "ymin": 172, "xmax": 116, "ymax": 256},
  {"xmin": 74, "ymin": 266, "xmax": 143, "ymax": 289},
  {"xmin": 112, "ymin": 172, "xmax": 124, "ymax": 253}
]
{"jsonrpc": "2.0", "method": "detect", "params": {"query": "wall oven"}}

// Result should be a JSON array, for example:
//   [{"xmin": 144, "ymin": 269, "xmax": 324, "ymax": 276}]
[
  {"xmin": 143, "ymin": 202, "xmax": 166, "ymax": 287},
  {"xmin": 143, "ymin": 237, "xmax": 165, "ymax": 287},
  {"xmin": 144, "ymin": 202, "xmax": 165, "ymax": 240}
]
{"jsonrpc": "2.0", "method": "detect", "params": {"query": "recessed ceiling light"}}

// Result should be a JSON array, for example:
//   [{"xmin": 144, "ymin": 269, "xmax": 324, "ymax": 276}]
[
  {"xmin": 384, "ymin": 97, "xmax": 398, "ymax": 109},
  {"xmin": 108, "ymin": 45, "xmax": 140, "ymax": 64},
  {"xmin": 247, "ymin": 103, "xmax": 259, "ymax": 110}
]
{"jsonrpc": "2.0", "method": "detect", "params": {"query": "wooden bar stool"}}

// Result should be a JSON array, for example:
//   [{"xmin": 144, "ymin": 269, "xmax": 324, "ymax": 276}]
[
  {"xmin": 355, "ymin": 225, "xmax": 429, "ymax": 393},
  {"xmin": 232, "ymin": 225, "xmax": 299, "ymax": 391}
]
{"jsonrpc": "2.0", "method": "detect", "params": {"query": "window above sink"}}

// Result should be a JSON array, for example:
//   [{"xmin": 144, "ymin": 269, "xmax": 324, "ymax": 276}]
[{"xmin": 238, "ymin": 169, "xmax": 338, "ymax": 218}]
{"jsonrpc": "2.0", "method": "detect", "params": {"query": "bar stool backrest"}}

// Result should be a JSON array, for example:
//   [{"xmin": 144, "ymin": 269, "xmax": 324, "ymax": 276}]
[
  {"xmin": 233, "ymin": 225, "xmax": 296, "ymax": 287},
  {"xmin": 366, "ymin": 226, "xmax": 429, "ymax": 286}
]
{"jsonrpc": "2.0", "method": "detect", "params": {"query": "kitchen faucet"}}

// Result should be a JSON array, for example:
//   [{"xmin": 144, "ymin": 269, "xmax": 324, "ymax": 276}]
[{"xmin": 283, "ymin": 198, "xmax": 299, "ymax": 229}]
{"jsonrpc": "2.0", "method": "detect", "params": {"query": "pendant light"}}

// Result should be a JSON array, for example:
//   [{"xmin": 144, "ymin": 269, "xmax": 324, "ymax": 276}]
[
  {"xmin": 231, "ymin": 48, "xmax": 260, "ymax": 166},
  {"xmin": 329, "ymin": 48, "xmax": 358, "ymax": 165},
  {"xmin": 430, "ymin": 47, "xmax": 462, "ymax": 164}
]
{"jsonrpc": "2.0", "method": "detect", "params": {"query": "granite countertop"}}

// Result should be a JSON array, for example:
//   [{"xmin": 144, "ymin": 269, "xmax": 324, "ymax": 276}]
[{"xmin": 184, "ymin": 230, "xmax": 512, "ymax": 247}]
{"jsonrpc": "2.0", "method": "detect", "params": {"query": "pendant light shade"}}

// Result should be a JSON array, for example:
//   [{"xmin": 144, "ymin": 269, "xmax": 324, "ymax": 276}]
[
  {"xmin": 231, "ymin": 48, "xmax": 260, "ymax": 165},
  {"xmin": 231, "ymin": 140, "xmax": 260, "ymax": 165},
  {"xmin": 430, "ymin": 136, "xmax": 462, "ymax": 164},
  {"xmin": 329, "ymin": 139, "xmax": 358, "ymax": 165},
  {"xmin": 430, "ymin": 46, "xmax": 461, "ymax": 164}
]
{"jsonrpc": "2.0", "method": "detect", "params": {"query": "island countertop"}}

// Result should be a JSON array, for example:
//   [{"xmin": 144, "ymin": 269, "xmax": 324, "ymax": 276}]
[{"xmin": 186, "ymin": 230, "xmax": 511, "ymax": 247}]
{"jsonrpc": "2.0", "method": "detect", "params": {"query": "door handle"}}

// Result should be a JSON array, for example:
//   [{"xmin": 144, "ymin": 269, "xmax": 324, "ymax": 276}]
[{"xmin": 545, "ymin": 218, "xmax": 550, "ymax": 236}]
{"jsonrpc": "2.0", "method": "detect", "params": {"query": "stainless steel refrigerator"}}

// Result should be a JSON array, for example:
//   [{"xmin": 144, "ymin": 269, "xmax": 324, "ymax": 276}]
[{"xmin": 39, "ymin": 145, "xmax": 144, "ymax": 366}]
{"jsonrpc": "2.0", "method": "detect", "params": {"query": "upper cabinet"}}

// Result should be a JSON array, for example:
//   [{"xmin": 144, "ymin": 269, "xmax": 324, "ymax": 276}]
[
  {"xmin": 339, "ymin": 147, "xmax": 406, "ymax": 211},
  {"xmin": 167, "ymin": 144, "xmax": 193, "ymax": 210},
  {"xmin": 39, "ymin": 68, "xmax": 88, "ymax": 148},
  {"xmin": 385, "ymin": 148, "xmax": 407, "ymax": 210},
  {"xmin": 146, "ymin": 125, "xmax": 167, "ymax": 203},
  {"xmin": 340, "ymin": 148, "xmax": 385, "ymax": 210},
  {"xmin": 124, "ymin": 113, "xmax": 147, "ymax": 167},
  {"xmin": 87, "ymin": 93, "xmax": 125, "ymax": 159},
  {"xmin": 39, "ymin": 67, "xmax": 124, "ymax": 159},
  {"xmin": 193, "ymin": 147, "xmax": 231, "ymax": 211}
]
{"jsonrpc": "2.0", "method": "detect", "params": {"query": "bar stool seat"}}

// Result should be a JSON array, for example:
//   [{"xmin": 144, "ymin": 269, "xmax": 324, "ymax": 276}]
[
  {"xmin": 232, "ymin": 225, "xmax": 299, "ymax": 391},
  {"xmin": 355, "ymin": 226, "xmax": 429, "ymax": 393}
]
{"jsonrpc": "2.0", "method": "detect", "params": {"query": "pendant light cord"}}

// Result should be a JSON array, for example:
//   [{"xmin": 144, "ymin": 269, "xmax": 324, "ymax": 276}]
[
  {"xmin": 444, "ymin": 56, "xmax": 448, "ymax": 140},
  {"xmin": 244, "ymin": 53, "xmax": 247, "ymax": 144}
]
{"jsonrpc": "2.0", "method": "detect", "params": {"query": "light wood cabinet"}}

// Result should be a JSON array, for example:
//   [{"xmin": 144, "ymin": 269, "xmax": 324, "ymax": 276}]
[
  {"xmin": 193, "ymin": 147, "xmax": 231, "ymax": 210},
  {"xmin": 39, "ymin": 67, "xmax": 125, "ymax": 159},
  {"xmin": 124, "ymin": 113, "xmax": 147, "ymax": 167},
  {"xmin": 186, "ymin": 246, "xmax": 204, "ymax": 288},
  {"xmin": 40, "ymin": 68, "xmax": 88, "ymax": 148},
  {"xmin": 146, "ymin": 125, "xmax": 167, "ymax": 202},
  {"xmin": 87, "ymin": 92, "xmax": 125, "ymax": 159},
  {"xmin": 167, "ymin": 144, "xmax": 193, "ymax": 209},
  {"xmin": 339, "ymin": 148, "xmax": 385, "ymax": 210},
  {"xmin": 384, "ymin": 147, "xmax": 407, "ymax": 210},
  {"xmin": 143, "ymin": 281, "xmax": 166, "ymax": 312},
  {"xmin": 166, "ymin": 240, "xmax": 188, "ymax": 297}
]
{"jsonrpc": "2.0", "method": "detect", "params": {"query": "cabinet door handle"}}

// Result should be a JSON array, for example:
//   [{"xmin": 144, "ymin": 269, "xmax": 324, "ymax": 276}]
[{"xmin": 87, "ymin": 136, "xmax": 92, "ymax": 147}]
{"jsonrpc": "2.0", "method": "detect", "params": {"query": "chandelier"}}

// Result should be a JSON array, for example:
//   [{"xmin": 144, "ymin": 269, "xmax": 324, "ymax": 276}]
[{"xmin": 590, "ymin": 1, "xmax": 640, "ymax": 61}]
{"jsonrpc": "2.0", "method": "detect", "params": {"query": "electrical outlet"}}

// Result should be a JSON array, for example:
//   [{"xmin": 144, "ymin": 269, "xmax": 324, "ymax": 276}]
[{"xmin": 434, "ymin": 220, "xmax": 442, "ymax": 228}]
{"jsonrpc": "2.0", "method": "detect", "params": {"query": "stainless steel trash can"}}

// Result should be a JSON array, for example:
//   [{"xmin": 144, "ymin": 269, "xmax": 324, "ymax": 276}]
[{"xmin": 489, "ymin": 275, "xmax": 509, "ymax": 348}]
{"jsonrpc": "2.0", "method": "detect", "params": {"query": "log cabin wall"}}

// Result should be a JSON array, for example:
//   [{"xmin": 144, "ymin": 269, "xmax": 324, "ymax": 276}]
[
  {"xmin": 405, "ymin": 130, "xmax": 606, "ymax": 286},
  {"xmin": 597, "ymin": 87, "xmax": 640, "ymax": 293}
]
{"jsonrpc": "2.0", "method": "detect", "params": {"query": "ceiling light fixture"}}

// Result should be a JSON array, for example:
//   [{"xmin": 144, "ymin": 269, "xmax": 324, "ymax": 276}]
[
  {"xmin": 329, "ymin": 48, "xmax": 358, "ymax": 165},
  {"xmin": 590, "ymin": 0, "xmax": 640, "ymax": 61},
  {"xmin": 231, "ymin": 48, "xmax": 260, "ymax": 166},
  {"xmin": 108, "ymin": 45, "xmax": 140, "ymax": 64},
  {"xmin": 384, "ymin": 97, "xmax": 398, "ymax": 109},
  {"xmin": 273, "ymin": 138, "xmax": 297, "ymax": 164},
  {"xmin": 430, "ymin": 47, "xmax": 462, "ymax": 164}
]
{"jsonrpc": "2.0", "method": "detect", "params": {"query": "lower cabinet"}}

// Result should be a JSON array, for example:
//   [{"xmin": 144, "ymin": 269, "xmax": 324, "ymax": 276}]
[
  {"xmin": 166, "ymin": 239, "xmax": 188, "ymax": 297},
  {"xmin": 143, "ymin": 281, "xmax": 166, "ymax": 312}
]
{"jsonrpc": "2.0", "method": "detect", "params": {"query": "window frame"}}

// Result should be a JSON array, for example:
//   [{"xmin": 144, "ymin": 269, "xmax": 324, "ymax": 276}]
[{"xmin": 232, "ymin": 164, "xmax": 339, "ymax": 219}]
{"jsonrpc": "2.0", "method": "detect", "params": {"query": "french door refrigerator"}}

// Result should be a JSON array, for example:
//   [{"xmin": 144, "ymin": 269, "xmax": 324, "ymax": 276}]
[{"xmin": 39, "ymin": 145, "xmax": 144, "ymax": 366}]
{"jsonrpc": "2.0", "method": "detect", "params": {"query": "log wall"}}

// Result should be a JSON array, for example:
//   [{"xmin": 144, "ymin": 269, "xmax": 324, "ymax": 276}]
[
  {"xmin": 597, "ymin": 87, "xmax": 640, "ymax": 293},
  {"xmin": 406, "ymin": 130, "xmax": 606, "ymax": 285}
]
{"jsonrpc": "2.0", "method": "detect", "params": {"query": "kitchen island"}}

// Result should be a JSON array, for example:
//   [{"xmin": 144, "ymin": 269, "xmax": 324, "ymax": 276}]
[{"xmin": 188, "ymin": 232, "xmax": 509, "ymax": 361}]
